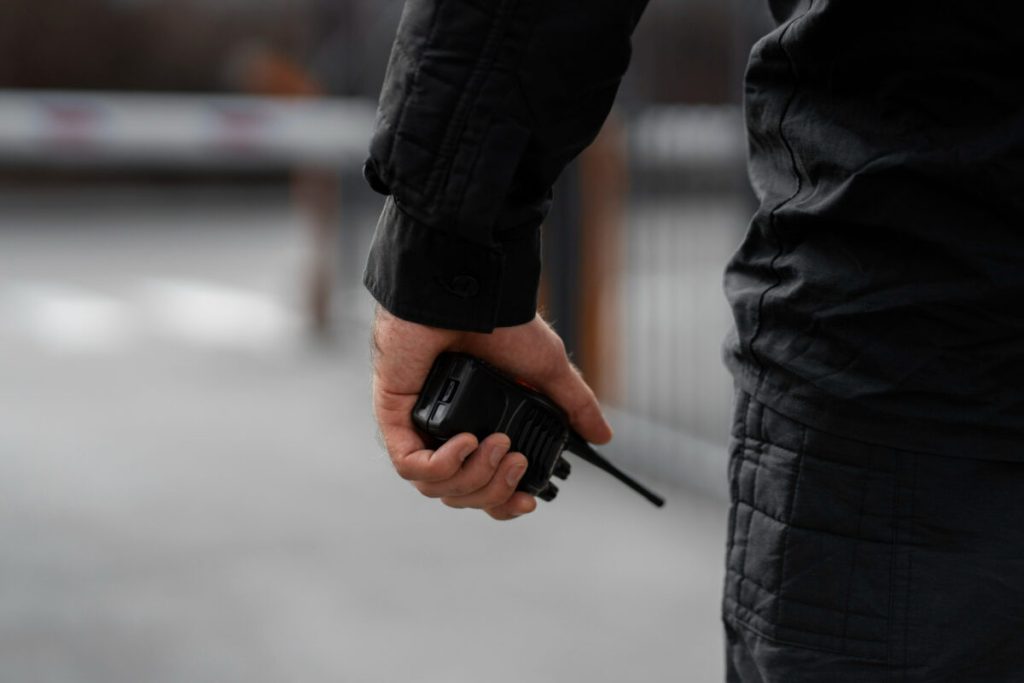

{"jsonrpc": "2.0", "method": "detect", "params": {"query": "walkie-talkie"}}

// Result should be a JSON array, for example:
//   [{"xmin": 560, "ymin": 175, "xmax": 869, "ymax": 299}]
[{"xmin": 412, "ymin": 352, "xmax": 665, "ymax": 507}]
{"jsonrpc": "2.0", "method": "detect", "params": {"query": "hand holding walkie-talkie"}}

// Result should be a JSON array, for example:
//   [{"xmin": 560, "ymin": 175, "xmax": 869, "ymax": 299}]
[{"xmin": 413, "ymin": 353, "xmax": 665, "ymax": 507}]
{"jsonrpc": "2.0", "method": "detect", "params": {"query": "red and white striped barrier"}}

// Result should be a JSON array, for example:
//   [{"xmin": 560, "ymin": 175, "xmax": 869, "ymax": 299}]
[{"xmin": 0, "ymin": 91, "xmax": 377, "ymax": 169}]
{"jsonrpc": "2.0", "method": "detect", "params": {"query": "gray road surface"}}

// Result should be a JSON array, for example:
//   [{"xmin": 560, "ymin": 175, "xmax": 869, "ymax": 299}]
[{"xmin": 0, "ymin": 186, "xmax": 730, "ymax": 683}]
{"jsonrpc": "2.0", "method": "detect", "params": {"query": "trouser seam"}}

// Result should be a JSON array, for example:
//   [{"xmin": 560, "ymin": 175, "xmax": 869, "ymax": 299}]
[
  {"xmin": 773, "ymin": 412, "xmax": 808, "ymax": 634},
  {"xmin": 841, "ymin": 468, "xmax": 871, "ymax": 651},
  {"xmin": 735, "ymin": 395, "xmax": 761, "ymax": 614},
  {"xmin": 900, "ymin": 452, "xmax": 919, "ymax": 680}
]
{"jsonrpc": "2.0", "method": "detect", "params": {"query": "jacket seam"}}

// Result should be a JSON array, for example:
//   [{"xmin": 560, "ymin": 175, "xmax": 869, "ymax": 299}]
[
  {"xmin": 748, "ymin": 0, "xmax": 813, "ymax": 382},
  {"xmin": 452, "ymin": 81, "xmax": 531, "ymax": 232},
  {"xmin": 427, "ymin": 0, "xmax": 522, "ymax": 217},
  {"xmin": 385, "ymin": 0, "xmax": 448, "ymax": 188}
]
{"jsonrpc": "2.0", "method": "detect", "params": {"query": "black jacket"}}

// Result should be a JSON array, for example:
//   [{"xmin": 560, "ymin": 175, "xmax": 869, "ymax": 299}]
[
  {"xmin": 363, "ymin": 0, "xmax": 649, "ymax": 332},
  {"xmin": 364, "ymin": 0, "xmax": 1024, "ymax": 460}
]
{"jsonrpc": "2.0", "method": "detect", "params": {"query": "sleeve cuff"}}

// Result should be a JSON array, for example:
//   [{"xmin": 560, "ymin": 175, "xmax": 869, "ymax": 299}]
[{"xmin": 363, "ymin": 197, "xmax": 541, "ymax": 333}]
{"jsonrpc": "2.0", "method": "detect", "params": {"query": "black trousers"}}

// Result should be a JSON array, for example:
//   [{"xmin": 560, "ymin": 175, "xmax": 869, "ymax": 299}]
[{"xmin": 723, "ymin": 391, "xmax": 1024, "ymax": 682}]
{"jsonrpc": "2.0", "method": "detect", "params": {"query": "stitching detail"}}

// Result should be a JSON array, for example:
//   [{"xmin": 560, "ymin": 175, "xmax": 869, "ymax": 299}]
[
  {"xmin": 901, "ymin": 453, "xmax": 918, "ymax": 678},
  {"xmin": 723, "ymin": 389, "xmax": 752, "ymax": 627},
  {"xmin": 365, "ymin": 275, "xmax": 499, "ymax": 332},
  {"xmin": 732, "ymin": 501, "xmax": 893, "ymax": 548},
  {"xmin": 885, "ymin": 448, "xmax": 902, "ymax": 668},
  {"xmin": 737, "ymin": 437, "xmax": 896, "ymax": 477},
  {"xmin": 725, "ymin": 600, "xmax": 889, "ymax": 652},
  {"xmin": 726, "ymin": 392, "xmax": 751, "ymax": 561},
  {"xmin": 736, "ymin": 399, "xmax": 764, "ymax": 612},
  {"xmin": 427, "ymin": 0, "xmax": 521, "ymax": 212},
  {"xmin": 385, "ymin": 0, "xmax": 448, "ymax": 182},
  {"xmin": 774, "ymin": 414, "xmax": 808, "ymax": 633},
  {"xmin": 749, "ymin": 0, "xmax": 814, "ymax": 379},
  {"xmin": 728, "ymin": 598, "xmax": 886, "ymax": 648},
  {"xmin": 451, "ymin": 31, "xmax": 538, "ymax": 226},
  {"xmin": 726, "ymin": 569, "xmax": 888, "ymax": 625},
  {"xmin": 841, "ymin": 470, "xmax": 871, "ymax": 648}
]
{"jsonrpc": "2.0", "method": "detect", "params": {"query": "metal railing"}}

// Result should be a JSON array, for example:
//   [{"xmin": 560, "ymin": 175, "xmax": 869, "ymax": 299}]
[
  {"xmin": 0, "ymin": 90, "xmax": 748, "ymax": 498},
  {"xmin": 548, "ymin": 105, "xmax": 751, "ymax": 499}
]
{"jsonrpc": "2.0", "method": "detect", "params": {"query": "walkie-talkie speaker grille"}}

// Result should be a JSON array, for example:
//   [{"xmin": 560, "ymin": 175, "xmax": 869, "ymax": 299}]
[
  {"xmin": 412, "ymin": 353, "xmax": 664, "ymax": 506},
  {"xmin": 508, "ymin": 405, "xmax": 568, "ymax": 501},
  {"xmin": 510, "ymin": 407, "xmax": 559, "ymax": 459}
]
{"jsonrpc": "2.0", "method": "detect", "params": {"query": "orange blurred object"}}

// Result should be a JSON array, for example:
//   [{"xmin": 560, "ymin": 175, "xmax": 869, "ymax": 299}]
[{"xmin": 231, "ymin": 45, "xmax": 323, "ymax": 98}]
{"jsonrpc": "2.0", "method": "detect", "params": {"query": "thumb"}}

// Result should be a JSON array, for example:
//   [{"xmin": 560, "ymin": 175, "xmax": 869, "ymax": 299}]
[
  {"xmin": 465, "ymin": 315, "xmax": 613, "ymax": 445},
  {"xmin": 533, "ymin": 360, "xmax": 614, "ymax": 445}
]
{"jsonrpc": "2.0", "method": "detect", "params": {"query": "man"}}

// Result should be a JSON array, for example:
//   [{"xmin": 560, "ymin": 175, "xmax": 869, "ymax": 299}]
[{"xmin": 363, "ymin": 1, "xmax": 1024, "ymax": 680}]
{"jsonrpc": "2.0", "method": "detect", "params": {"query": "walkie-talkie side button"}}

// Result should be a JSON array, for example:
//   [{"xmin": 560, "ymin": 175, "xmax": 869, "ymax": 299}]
[
  {"xmin": 429, "ymin": 403, "xmax": 449, "ymax": 426},
  {"xmin": 440, "ymin": 379, "xmax": 459, "ymax": 403},
  {"xmin": 538, "ymin": 483, "xmax": 558, "ymax": 501},
  {"xmin": 553, "ymin": 457, "xmax": 571, "ymax": 480}
]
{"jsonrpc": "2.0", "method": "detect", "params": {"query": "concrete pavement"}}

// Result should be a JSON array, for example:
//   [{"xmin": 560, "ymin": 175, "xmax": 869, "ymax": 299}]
[{"xmin": 0, "ymin": 185, "xmax": 730, "ymax": 683}]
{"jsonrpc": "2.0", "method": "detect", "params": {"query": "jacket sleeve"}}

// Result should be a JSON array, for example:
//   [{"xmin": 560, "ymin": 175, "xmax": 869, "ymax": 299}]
[{"xmin": 363, "ymin": 0, "xmax": 649, "ymax": 332}]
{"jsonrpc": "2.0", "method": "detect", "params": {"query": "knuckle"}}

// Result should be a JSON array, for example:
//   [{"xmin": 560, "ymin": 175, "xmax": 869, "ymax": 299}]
[
  {"xmin": 443, "ymin": 484, "xmax": 464, "ymax": 497},
  {"xmin": 487, "ymin": 508, "xmax": 514, "ymax": 522},
  {"xmin": 545, "ymin": 353, "xmax": 567, "ymax": 378},
  {"xmin": 447, "ymin": 477, "xmax": 482, "ymax": 497},
  {"xmin": 458, "ymin": 470, "xmax": 490, "ymax": 495},
  {"xmin": 568, "ymin": 402, "xmax": 593, "ymax": 425},
  {"xmin": 413, "ymin": 481, "xmax": 441, "ymax": 499},
  {"xmin": 441, "ymin": 497, "xmax": 466, "ymax": 510},
  {"xmin": 485, "ymin": 488, "xmax": 514, "ymax": 509},
  {"xmin": 392, "ymin": 459, "xmax": 416, "ymax": 481},
  {"xmin": 435, "ymin": 458, "xmax": 462, "ymax": 482},
  {"xmin": 439, "ymin": 481, "xmax": 467, "ymax": 497},
  {"xmin": 550, "ymin": 334, "xmax": 567, "ymax": 356},
  {"xmin": 399, "ymin": 452, "xmax": 460, "ymax": 483}
]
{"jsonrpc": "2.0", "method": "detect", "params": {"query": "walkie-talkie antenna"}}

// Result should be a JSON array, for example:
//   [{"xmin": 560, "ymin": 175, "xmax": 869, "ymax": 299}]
[{"xmin": 566, "ymin": 433, "xmax": 666, "ymax": 507}]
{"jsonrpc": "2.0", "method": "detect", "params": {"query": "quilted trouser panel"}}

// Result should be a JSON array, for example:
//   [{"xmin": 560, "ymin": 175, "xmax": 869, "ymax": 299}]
[
  {"xmin": 723, "ymin": 389, "xmax": 1024, "ymax": 682},
  {"xmin": 723, "ymin": 390, "xmax": 915, "ymax": 670}
]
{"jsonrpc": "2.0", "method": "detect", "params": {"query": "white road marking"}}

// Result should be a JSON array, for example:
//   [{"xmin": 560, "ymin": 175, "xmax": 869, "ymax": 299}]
[
  {"xmin": 138, "ymin": 278, "xmax": 300, "ymax": 352},
  {"xmin": 0, "ymin": 279, "xmax": 300, "ymax": 355},
  {"xmin": 0, "ymin": 282, "xmax": 137, "ymax": 354}
]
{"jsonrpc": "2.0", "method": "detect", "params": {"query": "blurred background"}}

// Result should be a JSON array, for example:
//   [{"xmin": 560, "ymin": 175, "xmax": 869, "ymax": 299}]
[{"xmin": 0, "ymin": 1, "xmax": 773, "ymax": 681}]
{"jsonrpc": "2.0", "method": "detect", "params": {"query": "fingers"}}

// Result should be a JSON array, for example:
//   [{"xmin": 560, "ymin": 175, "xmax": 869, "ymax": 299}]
[
  {"xmin": 371, "ymin": 307, "xmax": 472, "ymax": 482},
  {"xmin": 441, "ymin": 452, "xmax": 529, "ymax": 511},
  {"xmin": 392, "ymin": 432, "xmax": 478, "ymax": 483},
  {"xmin": 485, "ymin": 492, "xmax": 538, "ymax": 521},
  {"xmin": 369, "ymin": 308, "xmax": 576, "ymax": 522},
  {"xmin": 374, "ymin": 372, "xmax": 476, "ymax": 483},
  {"xmin": 414, "ymin": 434, "xmax": 538, "ymax": 521},
  {"xmin": 409, "ymin": 432, "xmax": 536, "ymax": 524},
  {"xmin": 414, "ymin": 433, "xmax": 511, "ymax": 498}
]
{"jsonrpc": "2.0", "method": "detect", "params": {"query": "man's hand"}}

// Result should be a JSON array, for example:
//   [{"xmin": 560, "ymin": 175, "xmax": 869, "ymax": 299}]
[{"xmin": 371, "ymin": 307, "xmax": 613, "ymax": 521}]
